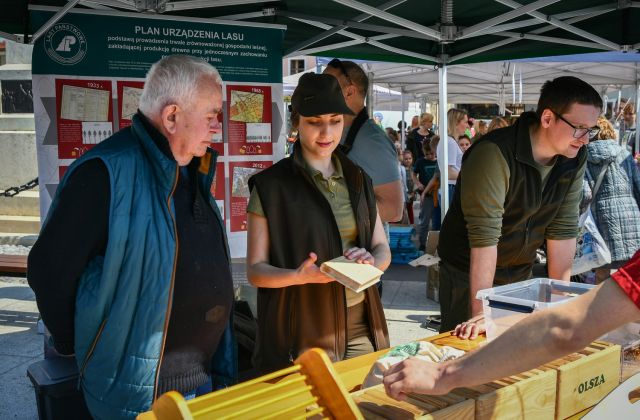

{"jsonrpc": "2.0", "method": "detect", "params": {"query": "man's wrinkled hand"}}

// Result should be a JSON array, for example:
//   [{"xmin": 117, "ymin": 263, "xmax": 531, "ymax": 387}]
[{"xmin": 453, "ymin": 314, "xmax": 485, "ymax": 340}]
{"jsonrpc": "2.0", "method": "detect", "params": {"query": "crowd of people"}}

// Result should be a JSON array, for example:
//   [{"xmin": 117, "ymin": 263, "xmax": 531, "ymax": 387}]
[{"xmin": 26, "ymin": 54, "xmax": 640, "ymax": 418}]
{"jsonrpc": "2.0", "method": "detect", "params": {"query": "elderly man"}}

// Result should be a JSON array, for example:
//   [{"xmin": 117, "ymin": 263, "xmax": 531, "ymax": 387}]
[{"xmin": 28, "ymin": 55, "xmax": 235, "ymax": 419}]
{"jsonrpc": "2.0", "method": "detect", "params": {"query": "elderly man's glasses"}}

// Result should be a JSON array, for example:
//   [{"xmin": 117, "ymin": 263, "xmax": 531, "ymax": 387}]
[
  {"xmin": 551, "ymin": 110, "xmax": 600, "ymax": 139},
  {"xmin": 327, "ymin": 58, "xmax": 353, "ymax": 86}
]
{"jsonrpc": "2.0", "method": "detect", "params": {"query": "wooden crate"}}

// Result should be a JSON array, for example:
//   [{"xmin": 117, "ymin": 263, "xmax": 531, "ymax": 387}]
[
  {"xmin": 452, "ymin": 368, "xmax": 558, "ymax": 419},
  {"xmin": 351, "ymin": 384, "xmax": 474, "ymax": 419},
  {"xmin": 542, "ymin": 341, "xmax": 621, "ymax": 419}
]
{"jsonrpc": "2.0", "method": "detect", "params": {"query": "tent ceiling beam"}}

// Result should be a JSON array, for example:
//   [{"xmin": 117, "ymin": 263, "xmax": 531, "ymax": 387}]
[
  {"xmin": 552, "ymin": 4, "xmax": 618, "ymax": 19},
  {"xmin": 82, "ymin": 0, "xmax": 137, "ymax": 10},
  {"xmin": 469, "ymin": 17, "xmax": 546, "ymax": 37},
  {"xmin": 470, "ymin": 5, "xmax": 614, "ymax": 38},
  {"xmin": 79, "ymin": 1, "xmax": 116, "ymax": 10},
  {"xmin": 457, "ymin": 0, "xmax": 560, "ymax": 39},
  {"xmin": 294, "ymin": 38, "xmax": 365, "ymax": 56},
  {"xmin": 290, "ymin": 16, "xmax": 437, "ymax": 62},
  {"xmin": 451, "ymin": 38, "xmax": 517, "ymax": 63},
  {"xmin": 277, "ymin": 11, "xmax": 436, "ymax": 41},
  {"xmin": 30, "ymin": 0, "xmax": 81, "ymax": 44},
  {"xmin": 330, "ymin": 0, "xmax": 441, "ymax": 40},
  {"xmin": 495, "ymin": 0, "xmax": 620, "ymax": 50},
  {"xmin": 450, "ymin": 10, "xmax": 606, "ymax": 63},
  {"xmin": 215, "ymin": 11, "xmax": 273, "ymax": 21},
  {"xmin": 165, "ymin": 0, "xmax": 278, "ymax": 12},
  {"xmin": 283, "ymin": 0, "xmax": 407, "ymax": 58},
  {"xmin": 497, "ymin": 31, "xmax": 616, "ymax": 50}
]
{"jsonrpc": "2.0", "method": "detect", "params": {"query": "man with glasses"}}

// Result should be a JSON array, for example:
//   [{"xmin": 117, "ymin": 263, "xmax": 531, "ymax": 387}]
[
  {"xmin": 324, "ymin": 59, "xmax": 404, "ymax": 224},
  {"xmin": 436, "ymin": 76, "xmax": 602, "ymax": 336}
]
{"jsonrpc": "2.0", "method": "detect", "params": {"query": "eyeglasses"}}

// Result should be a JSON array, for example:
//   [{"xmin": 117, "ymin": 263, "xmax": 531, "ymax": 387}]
[
  {"xmin": 327, "ymin": 58, "xmax": 353, "ymax": 86},
  {"xmin": 551, "ymin": 110, "xmax": 600, "ymax": 139}
]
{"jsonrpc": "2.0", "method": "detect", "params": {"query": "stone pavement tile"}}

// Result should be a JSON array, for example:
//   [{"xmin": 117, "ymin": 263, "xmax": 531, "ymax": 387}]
[
  {"xmin": 0, "ymin": 353, "xmax": 36, "ymax": 375},
  {"xmin": 3, "ymin": 299, "xmax": 39, "ymax": 313},
  {"xmin": 0, "ymin": 357, "xmax": 39, "ymax": 420},
  {"xmin": 0, "ymin": 323, "xmax": 43, "ymax": 358},
  {"xmin": 385, "ymin": 308, "xmax": 439, "ymax": 347},
  {"xmin": 387, "ymin": 281, "xmax": 435, "ymax": 310},
  {"xmin": 0, "ymin": 282, "xmax": 35, "ymax": 308},
  {"xmin": 380, "ymin": 280, "xmax": 400, "ymax": 306}
]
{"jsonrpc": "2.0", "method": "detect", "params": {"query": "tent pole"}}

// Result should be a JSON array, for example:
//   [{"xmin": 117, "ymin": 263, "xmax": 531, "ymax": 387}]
[
  {"xmin": 400, "ymin": 89, "xmax": 406, "ymax": 149},
  {"xmin": 635, "ymin": 65, "xmax": 639, "ymax": 155},
  {"xmin": 439, "ymin": 62, "xmax": 449, "ymax": 222}
]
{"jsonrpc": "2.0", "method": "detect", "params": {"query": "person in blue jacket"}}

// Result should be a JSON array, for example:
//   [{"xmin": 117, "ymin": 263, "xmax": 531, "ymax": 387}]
[{"xmin": 28, "ymin": 55, "xmax": 236, "ymax": 419}]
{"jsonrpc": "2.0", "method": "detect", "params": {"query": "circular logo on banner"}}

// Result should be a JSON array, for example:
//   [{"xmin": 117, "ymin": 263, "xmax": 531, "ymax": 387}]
[{"xmin": 44, "ymin": 23, "xmax": 87, "ymax": 65}]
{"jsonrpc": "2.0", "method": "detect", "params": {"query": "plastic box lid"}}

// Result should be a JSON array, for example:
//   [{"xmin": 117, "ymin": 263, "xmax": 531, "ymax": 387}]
[{"xmin": 476, "ymin": 278, "xmax": 594, "ymax": 313}]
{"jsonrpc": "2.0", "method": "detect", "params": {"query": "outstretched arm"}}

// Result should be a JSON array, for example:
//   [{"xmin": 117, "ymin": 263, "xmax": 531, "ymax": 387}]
[{"xmin": 384, "ymin": 273, "xmax": 640, "ymax": 399}]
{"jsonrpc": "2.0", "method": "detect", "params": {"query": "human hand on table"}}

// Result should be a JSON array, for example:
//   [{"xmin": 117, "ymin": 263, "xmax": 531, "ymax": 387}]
[
  {"xmin": 382, "ymin": 358, "xmax": 453, "ymax": 400},
  {"xmin": 296, "ymin": 252, "xmax": 334, "ymax": 284},
  {"xmin": 344, "ymin": 247, "xmax": 375, "ymax": 265},
  {"xmin": 454, "ymin": 313, "xmax": 485, "ymax": 340}
]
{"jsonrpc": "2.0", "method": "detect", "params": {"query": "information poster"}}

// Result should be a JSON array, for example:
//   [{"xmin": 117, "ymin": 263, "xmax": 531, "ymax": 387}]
[
  {"xmin": 32, "ymin": 7, "xmax": 285, "ymax": 258},
  {"xmin": 228, "ymin": 161, "xmax": 271, "ymax": 232},
  {"xmin": 227, "ymin": 85, "xmax": 272, "ymax": 156},
  {"xmin": 55, "ymin": 78, "xmax": 113, "ymax": 159},
  {"xmin": 116, "ymin": 80, "xmax": 145, "ymax": 129}
]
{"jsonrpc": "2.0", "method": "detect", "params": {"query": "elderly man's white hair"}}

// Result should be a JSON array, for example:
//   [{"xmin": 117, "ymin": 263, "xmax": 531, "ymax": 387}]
[{"xmin": 139, "ymin": 55, "xmax": 222, "ymax": 117}]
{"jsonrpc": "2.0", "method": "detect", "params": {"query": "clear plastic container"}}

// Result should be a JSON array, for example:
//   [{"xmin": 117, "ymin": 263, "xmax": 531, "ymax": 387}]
[
  {"xmin": 476, "ymin": 278, "xmax": 594, "ymax": 341},
  {"xmin": 600, "ymin": 323, "xmax": 640, "ymax": 381}
]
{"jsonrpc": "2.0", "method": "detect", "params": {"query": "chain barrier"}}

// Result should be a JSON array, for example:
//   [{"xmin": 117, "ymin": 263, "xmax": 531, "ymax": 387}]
[{"xmin": 1, "ymin": 178, "xmax": 39, "ymax": 197}]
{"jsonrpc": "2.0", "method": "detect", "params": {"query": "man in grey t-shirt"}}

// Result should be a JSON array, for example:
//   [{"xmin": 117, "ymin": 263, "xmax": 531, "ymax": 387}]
[{"xmin": 324, "ymin": 59, "xmax": 403, "ymax": 223}]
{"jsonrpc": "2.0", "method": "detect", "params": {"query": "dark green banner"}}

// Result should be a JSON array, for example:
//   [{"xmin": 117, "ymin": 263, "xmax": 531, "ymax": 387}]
[{"xmin": 31, "ymin": 9, "xmax": 284, "ymax": 83}]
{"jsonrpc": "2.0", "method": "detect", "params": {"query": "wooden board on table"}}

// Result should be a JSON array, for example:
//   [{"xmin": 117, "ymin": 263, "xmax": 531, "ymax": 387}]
[{"xmin": 429, "ymin": 333, "xmax": 485, "ymax": 352}]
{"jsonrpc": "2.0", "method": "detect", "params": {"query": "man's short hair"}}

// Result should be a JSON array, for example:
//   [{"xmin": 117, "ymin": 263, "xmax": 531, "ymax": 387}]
[
  {"xmin": 536, "ymin": 76, "xmax": 602, "ymax": 117},
  {"xmin": 139, "ymin": 55, "xmax": 222, "ymax": 117},
  {"xmin": 327, "ymin": 59, "xmax": 368, "ymax": 96}
]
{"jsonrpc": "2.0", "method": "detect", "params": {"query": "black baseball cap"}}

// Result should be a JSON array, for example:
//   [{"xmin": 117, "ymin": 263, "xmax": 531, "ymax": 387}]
[{"xmin": 291, "ymin": 73, "xmax": 354, "ymax": 117}]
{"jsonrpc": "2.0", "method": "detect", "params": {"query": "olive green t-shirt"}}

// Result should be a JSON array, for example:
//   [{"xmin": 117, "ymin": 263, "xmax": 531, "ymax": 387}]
[
  {"xmin": 460, "ymin": 141, "xmax": 584, "ymax": 248},
  {"xmin": 248, "ymin": 157, "xmax": 365, "ymax": 306}
]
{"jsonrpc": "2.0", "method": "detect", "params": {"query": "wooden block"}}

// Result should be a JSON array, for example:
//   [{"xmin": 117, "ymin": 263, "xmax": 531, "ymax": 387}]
[
  {"xmin": 430, "ymin": 334, "xmax": 484, "ymax": 352},
  {"xmin": 552, "ymin": 343, "xmax": 621, "ymax": 419}
]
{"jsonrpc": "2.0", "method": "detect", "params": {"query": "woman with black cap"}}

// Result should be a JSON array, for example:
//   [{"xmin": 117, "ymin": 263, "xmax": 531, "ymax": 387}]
[{"xmin": 246, "ymin": 73, "xmax": 391, "ymax": 372}]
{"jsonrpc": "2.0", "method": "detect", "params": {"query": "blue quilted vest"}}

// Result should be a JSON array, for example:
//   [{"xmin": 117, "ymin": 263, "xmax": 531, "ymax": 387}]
[{"xmin": 47, "ymin": 115, "xmax": 236, "ymax": 419}]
